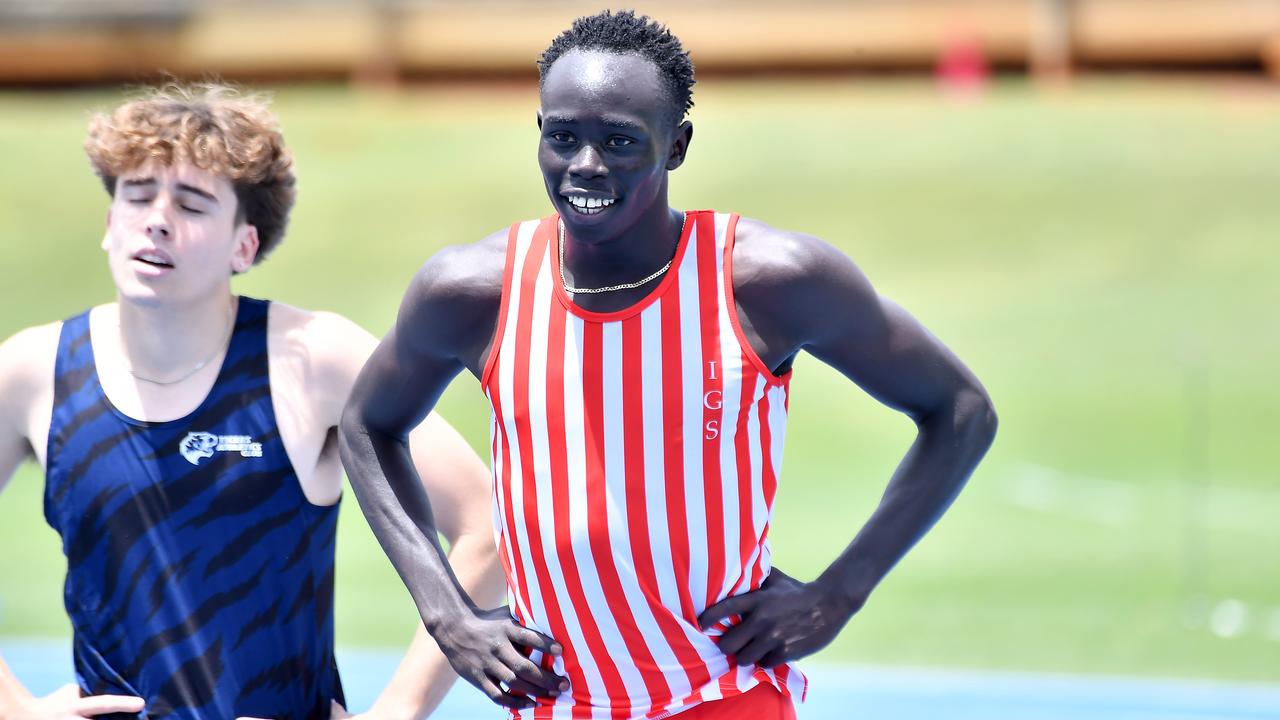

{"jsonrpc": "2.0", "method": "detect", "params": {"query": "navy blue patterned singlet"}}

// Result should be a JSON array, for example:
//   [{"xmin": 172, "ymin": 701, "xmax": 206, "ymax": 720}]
[{"xmin": 44, "ymin": 297, "xmax": 344, "ymax": 719}]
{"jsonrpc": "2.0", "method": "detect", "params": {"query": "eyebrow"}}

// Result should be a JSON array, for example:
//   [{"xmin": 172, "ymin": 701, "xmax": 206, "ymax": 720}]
[
  {"xmin": 176, "ymin": 183, "xmax": 218, "ymax": 203},
  {"xmin": 543, "ymin": 115, "xmax": 645, "ymax": 131},
  {"xmin": 120, "ymin": 177, "xmax": 217, "ymax": 203}
]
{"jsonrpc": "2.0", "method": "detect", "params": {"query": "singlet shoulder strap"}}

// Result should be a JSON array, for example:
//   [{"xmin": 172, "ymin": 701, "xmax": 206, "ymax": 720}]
[
  {"xmin": 480, "ymin": 219, "xmax": 544, "ymax": 390},
  {"xmin": 51, "ymin": 310, "xmax": 95, "ymax": 409},
  {"xmin": 224, "ymin": 295, "xmax": 270, "ymax": 371}
]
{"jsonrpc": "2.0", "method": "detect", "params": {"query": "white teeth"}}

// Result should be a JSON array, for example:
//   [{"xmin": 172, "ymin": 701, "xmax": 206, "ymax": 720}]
[
  {"xmin": 565, "ymin": 195, "xmax": 616, "ymax": 210},
  {"xmin": 137, "ymin": 253, "xmax": 170, "ymax": 265}
]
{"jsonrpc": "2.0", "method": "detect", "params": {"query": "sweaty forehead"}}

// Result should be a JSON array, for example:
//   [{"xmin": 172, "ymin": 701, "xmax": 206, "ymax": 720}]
[{"xmin": 541, "ymin": 49, "xmax": 668, "ymax": 117}]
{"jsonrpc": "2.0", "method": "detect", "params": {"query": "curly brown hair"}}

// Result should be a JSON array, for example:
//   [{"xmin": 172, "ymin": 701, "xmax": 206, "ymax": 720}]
[{"xmin": 85, "ymin": 83, "xmax": 296, "ymax": 263}]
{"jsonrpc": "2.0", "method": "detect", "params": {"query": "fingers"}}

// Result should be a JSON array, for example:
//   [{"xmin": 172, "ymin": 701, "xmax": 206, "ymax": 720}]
[
  {"xmin": 758, "ymin": 647, "xmax": 790, "ymax": 669},
  {"xmin": 714, "ymin": 615, "xmax": 762, "ymax": 658},
  {"xmin": 698, "ymin": 593, "xmax": 757, "ymax": 631},
  {"xmin": 475, "ymin": 673, "xmax": 537, "ymax": 710},
  {"xmin": 496, "ymin": 645, "xmax": 569, "ymax": 695},
  {"xmin": 733, "ymin": 633, "xmax": 777, "ymax": 668},
  {"xmin": 506, "ymin": 622, "xmax": 562, "ymax": 656},
  {"xmin": 76, "ymin": 693, "xmax": 146, "ymax": 716}
]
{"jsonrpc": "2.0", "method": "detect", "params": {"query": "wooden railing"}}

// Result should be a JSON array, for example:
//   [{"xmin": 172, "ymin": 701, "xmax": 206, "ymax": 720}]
[{"xmin": 1, "ymin": 0, "xmax": 1278, "ymax": 84}]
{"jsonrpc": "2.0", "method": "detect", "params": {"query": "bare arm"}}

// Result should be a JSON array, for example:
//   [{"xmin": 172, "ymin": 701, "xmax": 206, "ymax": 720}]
[
  {"xmin": 700, "ymin": 220, "xmax": 998, "ymax": 667},
  {"xmin": 364, "ymin": 414, "xmax": 507, "ymax": 719},
  {"xmin": 0, "ymin": 326, "xmax": 145, "ymax": 718},
  {"xmin": 0, "ymin": 327, "xmax": 44, "ymax": 495},
  {"xmin": 339, "ymin": 235, "xmax": 566, "ymax": 711}
]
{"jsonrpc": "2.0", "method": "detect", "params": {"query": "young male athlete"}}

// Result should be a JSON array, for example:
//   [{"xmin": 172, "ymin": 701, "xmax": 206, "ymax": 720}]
[
  {"xmin": 340, "ymin": 10, "xmax": 997, "ymax": 719},
  {"xmin": 0, "ymin": 85, "xmax": 504, "ymax": 719}
]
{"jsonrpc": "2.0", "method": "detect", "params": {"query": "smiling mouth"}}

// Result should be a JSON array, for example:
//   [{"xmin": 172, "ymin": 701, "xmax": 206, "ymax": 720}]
[{"xmin": 563, "ymin": 195, "xmax": 618, "ymax": 216}]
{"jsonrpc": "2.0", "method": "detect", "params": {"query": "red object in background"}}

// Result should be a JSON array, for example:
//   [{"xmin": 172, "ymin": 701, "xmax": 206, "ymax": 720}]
[{"xmin": 937, "ymin": 32, "xmax": 990, "ymax": 93}]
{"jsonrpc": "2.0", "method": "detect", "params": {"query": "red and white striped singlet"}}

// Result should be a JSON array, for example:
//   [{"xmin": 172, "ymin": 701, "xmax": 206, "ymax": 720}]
[{"xmin": 482, "ymin": 210, "xmax": 807, "ymax": 719}]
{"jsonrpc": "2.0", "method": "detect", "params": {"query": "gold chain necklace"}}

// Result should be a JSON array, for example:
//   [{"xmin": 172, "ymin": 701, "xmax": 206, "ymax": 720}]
[
  {"xmin": 123, "ymin": 300, "xmax": 236, "ymax": 386},
  {"xmin": 558, "ymin": 214, "xmax": 686, "ymax": 295}
]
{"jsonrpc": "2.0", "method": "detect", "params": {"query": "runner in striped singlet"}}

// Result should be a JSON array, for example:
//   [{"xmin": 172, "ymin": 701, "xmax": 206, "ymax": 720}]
[
  {"xmin": 341, "ymin": 10, "xmax": 997, "ymax": 720},
  {"xmin": 0, "ymin": 85, "xmax": 505, "ymax": 719}
]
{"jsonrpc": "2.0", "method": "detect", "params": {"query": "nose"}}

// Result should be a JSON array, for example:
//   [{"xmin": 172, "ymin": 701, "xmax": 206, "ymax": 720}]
[
  {"xmin": 568, "ymin": 143, "xmax": 607, "ymax": 180},
  {"xmin": 145, "ymin": 222, "xmax": 171, "ymax": 241},
  {"xmin": 144, "ymin": 201, "xmax": 172, "ymax": 241}
]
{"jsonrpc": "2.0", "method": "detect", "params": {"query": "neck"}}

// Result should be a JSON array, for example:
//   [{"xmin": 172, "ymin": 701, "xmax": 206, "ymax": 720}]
[
  {"xmin": 562, "ymin": 202, "xmax": 685, "ymax": 287},
  {"xmin": 115, "ymin": 290, "xmax": 237, "ymax": 380}
]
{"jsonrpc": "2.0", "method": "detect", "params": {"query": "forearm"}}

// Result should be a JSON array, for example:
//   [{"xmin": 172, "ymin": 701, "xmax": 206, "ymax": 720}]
[
  {"xmin": 338, "ymin": 413, "xmax": 476, "ymax": 630},
  {"xmin": 0, "ymin": 655, "xmax": 34, "ymax": 716},
  {"xmin": 368, "ymin": 534, "xmax": 507, "ymax": 719},
  {"xmin": 818, "ymin": 387, "xmax": 997, "ymax": 609}
]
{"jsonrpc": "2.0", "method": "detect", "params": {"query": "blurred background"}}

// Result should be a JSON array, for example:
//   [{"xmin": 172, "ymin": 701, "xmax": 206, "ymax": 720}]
[{"xmin": 0, "ymin": 0, "xmax": 1277, "ymax": 714}]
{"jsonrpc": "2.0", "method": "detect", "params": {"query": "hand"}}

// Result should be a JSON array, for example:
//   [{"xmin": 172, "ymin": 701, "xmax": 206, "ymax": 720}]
[
  {"xmin": 698, "ymin": 568, "xmax": 858, "ymax": 669},
  {"xmin": 431, "ymin": 606, "xmax": 568, "ymax": 710},
  {"xmin": 10, "ymin": 683, "xmax": 144, "ymax": 718}
]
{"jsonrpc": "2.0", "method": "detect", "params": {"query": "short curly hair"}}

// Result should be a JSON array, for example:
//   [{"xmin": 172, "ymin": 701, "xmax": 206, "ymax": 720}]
[
  {"xmin": 84, "ymin": 83, "xmax": 296, "ymax": 264},
  {"xmin": 537, "ymin": 10, "xmax": 695, "ymax": 126}
]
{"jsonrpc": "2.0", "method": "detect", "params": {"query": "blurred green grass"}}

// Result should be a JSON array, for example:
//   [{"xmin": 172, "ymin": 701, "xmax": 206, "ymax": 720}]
[{"xmin": 0, "ymin": 79, "xmax": 1276, "ymax": 681}]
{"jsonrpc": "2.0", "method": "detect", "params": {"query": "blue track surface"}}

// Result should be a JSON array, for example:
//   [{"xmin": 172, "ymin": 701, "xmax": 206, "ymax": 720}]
[{"xmin": 3, "ymin": 639, "xmax": 1277, "ymax": 719}]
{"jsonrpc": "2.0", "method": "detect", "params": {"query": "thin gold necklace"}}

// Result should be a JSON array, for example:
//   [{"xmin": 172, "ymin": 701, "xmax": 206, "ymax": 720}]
[
  {"xmin": 558, "ymin": 213, "xmax": 686, "ymax": 295},
  {"xmin": 123, "ymin": 300, "xmax": 236, "ymax": 386}
]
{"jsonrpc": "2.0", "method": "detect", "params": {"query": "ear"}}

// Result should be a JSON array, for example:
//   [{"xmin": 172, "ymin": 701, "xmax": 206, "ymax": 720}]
[
  {"xmin": 536, "ymin": 109, "xmax": 544, "ymax": 130},
  {"xmin": 101, "ymin": 209, "xmax": 112, "ymax": 251},
  {"xmin": 231, "ymin": 224, "xmax": 260, "ymax": 274},
  {"xmin": 666, "ymin": 120, "xmax": 694, "ymax": 171}
]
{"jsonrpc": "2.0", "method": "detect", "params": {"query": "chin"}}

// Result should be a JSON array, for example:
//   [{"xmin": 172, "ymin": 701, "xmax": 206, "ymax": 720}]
[{"xmin": 560, "ymin": 206, "xmax": 630, "ymax": 240}]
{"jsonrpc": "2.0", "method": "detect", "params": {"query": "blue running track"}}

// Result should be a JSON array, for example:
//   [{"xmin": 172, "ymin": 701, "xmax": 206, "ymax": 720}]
[{"xmin": 3, "ymin": 639, "xmax": 1277, "ymax": 718}]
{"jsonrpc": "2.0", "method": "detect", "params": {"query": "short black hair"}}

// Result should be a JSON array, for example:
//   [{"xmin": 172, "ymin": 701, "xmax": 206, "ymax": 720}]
[{"xmin": 538, "ymin": 10, "xmax": 695, "ymax": 125}]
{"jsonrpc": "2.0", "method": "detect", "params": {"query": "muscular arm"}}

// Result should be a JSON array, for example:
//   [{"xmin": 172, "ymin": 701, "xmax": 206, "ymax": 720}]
[
  {"xmin": 700, "ymin": 219, "xmax": 998, "ymax": 667},
  {"xmin": 366, "ymin": 413, "xmax": 507, "ymax": 719},
  {"xmin": 339, "ymin": 233, "xmax": 566, "ymax": 711}
]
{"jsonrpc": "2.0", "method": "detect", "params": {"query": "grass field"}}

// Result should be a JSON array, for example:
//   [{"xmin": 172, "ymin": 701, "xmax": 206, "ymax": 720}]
[{"xmin": 0, "ymin": 78, "xmax": 1276, "ymax": 682}]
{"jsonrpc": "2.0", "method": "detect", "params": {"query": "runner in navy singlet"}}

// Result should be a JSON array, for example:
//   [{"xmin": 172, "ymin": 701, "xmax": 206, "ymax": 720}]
[{"xmin": 0, "ymin": 85, "xmax": 505, "ymax": 719}]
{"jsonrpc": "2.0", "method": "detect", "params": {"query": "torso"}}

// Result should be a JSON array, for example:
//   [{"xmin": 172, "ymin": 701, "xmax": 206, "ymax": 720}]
[
  {"xmin": 481, "ymin": 211, "xmax": 807, "ymax": 719},
  {"xmin": 32, "ymin": 297, "xmax": 345, "ymax": 719}
]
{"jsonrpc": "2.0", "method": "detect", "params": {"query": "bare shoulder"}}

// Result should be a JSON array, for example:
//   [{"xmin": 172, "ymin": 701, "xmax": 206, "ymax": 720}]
[
  {"xmin": 0, "ymin": 321, "xmax": 61, "ymax": 441},
  {"xmin": 732, "ymin": 216, "xmax": 873, "ymax": 303},
  {"xmin": 0, "ymin": 322, "xmax": 61, "ymax": 392},
  {"xmin": 267, "ymin": 300, "xmax": 376, "ymax": 380},
  {"xmin": 397, "ymin": 228, "xmax": 511, "ymax": 372},
  {"xmin": 409, "ymin": 228, "xmax": 509, "ymax": 307},
  {"xmin": 729, "ymin": 217, "xmax": 883, "ymax": 366}
]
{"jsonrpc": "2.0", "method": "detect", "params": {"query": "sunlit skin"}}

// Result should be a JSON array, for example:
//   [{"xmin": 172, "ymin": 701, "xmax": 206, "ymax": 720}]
[
  {"xmin": 104, "ymin": 162, "xmax": 257, "ymax": 308},
  {"xmin": 341, "ymin": 46, "xmax": 997, "ymax": 711}
]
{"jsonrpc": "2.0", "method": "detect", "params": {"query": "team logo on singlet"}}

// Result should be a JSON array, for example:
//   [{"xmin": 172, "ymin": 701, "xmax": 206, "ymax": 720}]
[{"xmin": 179, "ymin": 432, "xmax": 263, "ymax": 465}]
